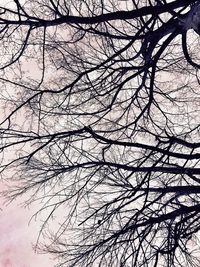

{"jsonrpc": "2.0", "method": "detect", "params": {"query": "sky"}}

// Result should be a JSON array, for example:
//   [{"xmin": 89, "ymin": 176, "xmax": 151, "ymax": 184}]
[
  {"xmin": 0, "ymin": 1, "xmax": 58, "ymax": 265},
  {"xmin": 0, "ymin": 1, "xmax": 57, "ymax": 265},
  {"xmin": 0, "ymin": 185, "xmax": 55, "ymax": 267}
]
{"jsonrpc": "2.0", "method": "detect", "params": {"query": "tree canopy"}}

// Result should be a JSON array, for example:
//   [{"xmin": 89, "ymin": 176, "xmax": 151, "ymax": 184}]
[{"xmin": 1, "ymin": 0, "xmax": 200, "ymax": 266}]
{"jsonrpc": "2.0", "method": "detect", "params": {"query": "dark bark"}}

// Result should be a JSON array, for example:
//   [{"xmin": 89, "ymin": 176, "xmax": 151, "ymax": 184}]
[{"xmin": 1, "ymin": 1, "xmax": 200, "ymax": 267}]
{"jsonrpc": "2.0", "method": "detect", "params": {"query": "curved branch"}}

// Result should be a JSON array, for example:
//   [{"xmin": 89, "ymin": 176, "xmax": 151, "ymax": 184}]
[
  {"xmin": 0, "ymin": 0, "xmax": 195, "ymax": 27},
  {"xmin": 182, "ymin": 31, "xmax": 200, "ymax": 68}
]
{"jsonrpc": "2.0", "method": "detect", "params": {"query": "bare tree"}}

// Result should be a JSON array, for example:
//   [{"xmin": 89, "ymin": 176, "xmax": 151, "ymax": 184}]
[{"xmin": 1, "ymin": 0, "xmax": 200, "ymax": 266}]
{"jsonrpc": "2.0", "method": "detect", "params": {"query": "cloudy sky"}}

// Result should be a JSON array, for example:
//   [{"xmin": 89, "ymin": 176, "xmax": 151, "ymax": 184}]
[
  {"xmin": 0, "ymin": 0, "xmax": 56, "ymax": 265},
  {"xmin": 0, "ymin": 188, "xmax": 54, "ymax": 267}
]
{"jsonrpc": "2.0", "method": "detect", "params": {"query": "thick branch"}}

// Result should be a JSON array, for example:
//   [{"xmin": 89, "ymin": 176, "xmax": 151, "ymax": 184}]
[{"xmin": 0, "ymin": 0, "xmax": 195, "ymax": 27}]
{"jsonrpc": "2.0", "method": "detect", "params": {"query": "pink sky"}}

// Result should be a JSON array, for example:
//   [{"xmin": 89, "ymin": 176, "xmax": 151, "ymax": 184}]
[{"xmin": 0, "ymin": 192, "xmax": 55, "ymax": 267}]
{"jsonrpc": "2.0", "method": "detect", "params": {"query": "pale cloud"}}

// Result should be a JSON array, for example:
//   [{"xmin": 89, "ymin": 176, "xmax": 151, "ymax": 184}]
[{"xmin": 0, "ymin": 195, "xmax": 54, "ymax": 267}]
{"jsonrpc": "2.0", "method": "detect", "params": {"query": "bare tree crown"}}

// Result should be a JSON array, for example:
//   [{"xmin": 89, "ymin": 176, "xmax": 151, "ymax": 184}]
[{"xmin": 1, "ymin": 1, "xmax": 200, "ymax": 266}]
